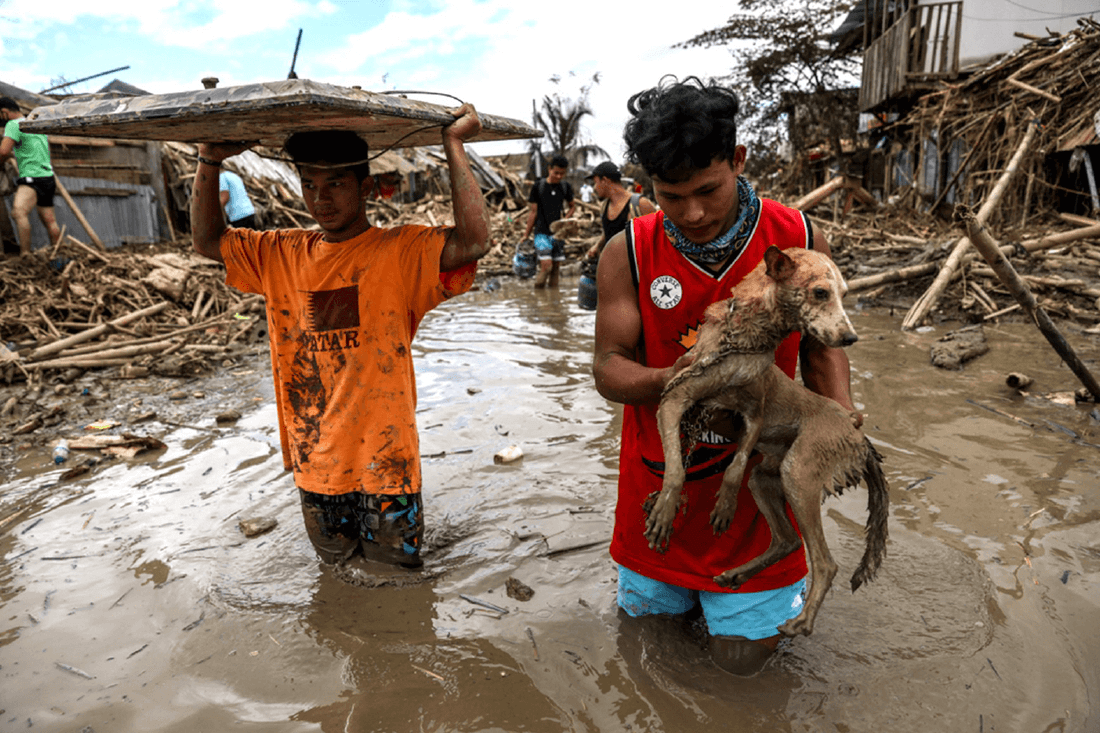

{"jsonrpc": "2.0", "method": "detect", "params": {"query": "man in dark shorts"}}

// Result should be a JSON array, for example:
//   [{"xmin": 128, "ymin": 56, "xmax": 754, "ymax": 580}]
[
  {"xmin": 522, "ymin": 153, "xmax": 575, "ymax": 289},
  {"xmin": 0, "ymin": 96, "xmax": 62, "ymax": 255}
]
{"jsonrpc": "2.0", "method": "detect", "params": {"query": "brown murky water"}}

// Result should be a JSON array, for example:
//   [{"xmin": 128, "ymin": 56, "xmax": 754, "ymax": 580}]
[{"xmin": 2, "ymin": 277, "xmax": 1099, "ymax": 732}]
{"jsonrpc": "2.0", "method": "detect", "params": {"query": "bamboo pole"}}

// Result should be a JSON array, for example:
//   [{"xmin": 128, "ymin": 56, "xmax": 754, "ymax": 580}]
[
  {"xmin": 790, "ymin": 176, "xmax": 847, "ymax": 211},
  {"xmin": 901, "ymin": 119, "xmax": 1040, "ymax": 330},
  {"xmin": 1006, "ymin": 78, "xmax": 1061, "ymax": 104},
  {"xmin": 964, "ymin": 211, "xmax": 1100, "ymax": 401},
  {"xmin": 41, "ymin": 298, "xmax": 260, "ymax": 360},
  {"xmin": 53, "ymin": 177, "xmax": 106, "ymax": 251},
  {"xmin": 26, "ymin": 301, "xmax": 172, "ymax": 361},
  {"xmin": 65, "ymin": 234, "xmax": 110, "ymax": 264},
  {"xmin": 30, "ymin": 341, "xmax": 180, "ymax": 370}
]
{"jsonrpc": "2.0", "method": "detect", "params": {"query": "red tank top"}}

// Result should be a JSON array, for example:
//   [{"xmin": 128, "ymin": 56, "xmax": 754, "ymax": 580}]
[{"xmin": 610, "ymin": 201, "xmax": 812, "ymax": 592}]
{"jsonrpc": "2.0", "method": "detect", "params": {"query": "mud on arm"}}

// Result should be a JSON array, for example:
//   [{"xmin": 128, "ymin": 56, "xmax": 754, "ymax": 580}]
[{"xmin": 439, "ymin": 104, "xmax": 492, "ymax": 272}]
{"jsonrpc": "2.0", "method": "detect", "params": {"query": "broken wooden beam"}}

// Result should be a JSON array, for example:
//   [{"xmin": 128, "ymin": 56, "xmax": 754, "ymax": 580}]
[
  {"xmin": 964, "ymin": 211, "xmax": 1100, "ymax": 401},
  {"xmin": 54, "ymin": 177, "xmax": 106, "ymax": 251}
]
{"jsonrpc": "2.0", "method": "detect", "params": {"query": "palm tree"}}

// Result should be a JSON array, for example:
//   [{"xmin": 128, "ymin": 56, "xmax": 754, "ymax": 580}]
[{"xmin": 529, "ymin": 73, "xmax": 608, "ymax": 174}]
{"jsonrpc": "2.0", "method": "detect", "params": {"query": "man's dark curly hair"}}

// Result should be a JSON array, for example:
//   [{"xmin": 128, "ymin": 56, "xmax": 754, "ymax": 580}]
[
  {"xmin": 285, "ymin": 130, "xmax": 371, "ymax": 182},
  {"xmin": 623, "ymin": 76, "xmax": 740, "ymax": 182},
  {"xmin": 549, "ymin": 153, "xmax": 569, "ymax": 169}
]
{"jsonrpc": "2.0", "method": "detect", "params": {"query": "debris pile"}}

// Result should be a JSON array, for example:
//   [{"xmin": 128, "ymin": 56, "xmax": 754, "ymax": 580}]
[
  {"xmin": 0, "ymin": 238, "xmax": 265, "ymax": 385},
  {"xmin": 818, "ymin": 208, "xmax": 1100, "ymax": 328},
  {"xmin": 888, "ymin": 18, "xmax": 1100, "ymax": 222}
]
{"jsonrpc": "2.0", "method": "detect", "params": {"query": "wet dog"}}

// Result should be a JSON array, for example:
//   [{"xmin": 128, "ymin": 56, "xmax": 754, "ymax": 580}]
[{"xmin": 643, "ymin": 245, "xmax": 888, "ymax": 637}]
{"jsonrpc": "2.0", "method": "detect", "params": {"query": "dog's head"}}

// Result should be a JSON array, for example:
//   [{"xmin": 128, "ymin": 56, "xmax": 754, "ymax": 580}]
[{"xmin": 764, "ymin": 246, "xmax": 858, "ymax": 348}]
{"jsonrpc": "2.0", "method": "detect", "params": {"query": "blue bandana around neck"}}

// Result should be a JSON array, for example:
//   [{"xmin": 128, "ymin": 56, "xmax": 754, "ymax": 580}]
[{"xmin": 663, "ymin": 175, "xmax": 761, "ymax": 265}]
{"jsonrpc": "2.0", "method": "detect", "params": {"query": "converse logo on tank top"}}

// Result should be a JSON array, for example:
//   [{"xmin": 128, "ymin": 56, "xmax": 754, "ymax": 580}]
[{"xmin": 650, "ymin": 275, "xmax": 682, "ymax": 309}]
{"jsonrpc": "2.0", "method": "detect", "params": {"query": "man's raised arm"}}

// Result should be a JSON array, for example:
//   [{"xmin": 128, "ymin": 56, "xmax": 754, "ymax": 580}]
[
  {"xmin": 190, "ymin": 142, "xmax": 253, "ymax": 263},
  {"xmin": 439, "ymin": 104, "xmax": 492, "ymax": 272}
]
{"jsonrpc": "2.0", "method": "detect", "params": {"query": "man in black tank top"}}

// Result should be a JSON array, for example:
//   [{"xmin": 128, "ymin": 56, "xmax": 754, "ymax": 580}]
[{"xmin": 584, "ymin": 161, "xmax": 656, "ymax": 261}]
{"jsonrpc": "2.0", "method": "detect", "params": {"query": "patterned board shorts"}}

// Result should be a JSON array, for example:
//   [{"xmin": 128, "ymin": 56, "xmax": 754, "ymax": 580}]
[{"xmin": 298, "ymin": 489, "xmax": 423, "ymax": 568}]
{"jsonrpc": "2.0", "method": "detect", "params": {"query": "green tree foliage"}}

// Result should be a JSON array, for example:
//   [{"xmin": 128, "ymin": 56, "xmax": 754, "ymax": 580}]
[
  {"xmin": 530, "ymin": 72, "xmax": 608, "ymax": 171},
  {"xmin": 679, "ymin": 0, "xmax": 860, "ymax": 177}
]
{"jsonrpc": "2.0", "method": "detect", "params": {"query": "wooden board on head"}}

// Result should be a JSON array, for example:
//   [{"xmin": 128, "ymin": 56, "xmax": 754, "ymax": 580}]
[{"xmin": 22, "ymin": 78, "xmax": 542, "ymax": 151}]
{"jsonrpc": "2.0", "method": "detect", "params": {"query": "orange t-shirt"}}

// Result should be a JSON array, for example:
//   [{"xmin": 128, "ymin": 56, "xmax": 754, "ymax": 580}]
[{"xmin": 220, "ymin": 226, "xmax": 476, "ymax": 495}]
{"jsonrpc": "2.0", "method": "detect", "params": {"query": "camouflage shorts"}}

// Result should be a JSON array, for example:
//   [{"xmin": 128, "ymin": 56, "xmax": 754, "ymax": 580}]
[{"xmin": 298, "ymin": 489, "xmax": 423, "ymax": 568}]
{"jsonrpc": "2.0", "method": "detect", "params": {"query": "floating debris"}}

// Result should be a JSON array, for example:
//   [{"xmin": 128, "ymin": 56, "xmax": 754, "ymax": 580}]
[{"xmin": 505, "ymin": 577, "xmax": 534, "ymax": 602}]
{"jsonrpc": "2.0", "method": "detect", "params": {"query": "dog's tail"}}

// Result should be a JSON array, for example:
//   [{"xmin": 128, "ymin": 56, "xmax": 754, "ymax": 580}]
[{"xmin": 850, "ymin": 438, "xmax": 889, "ymax": 592}]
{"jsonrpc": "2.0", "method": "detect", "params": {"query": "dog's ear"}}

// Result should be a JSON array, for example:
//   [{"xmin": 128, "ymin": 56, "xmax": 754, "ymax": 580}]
[{"xmin": 764, "ymin": 245, "xmax": 795, "ymax": 281}]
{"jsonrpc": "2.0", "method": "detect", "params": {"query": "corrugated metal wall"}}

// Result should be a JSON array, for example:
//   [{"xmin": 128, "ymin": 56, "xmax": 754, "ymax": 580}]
[{"xmin": 3, "ymin": 175, "xmax": 162, "ymax": 251}]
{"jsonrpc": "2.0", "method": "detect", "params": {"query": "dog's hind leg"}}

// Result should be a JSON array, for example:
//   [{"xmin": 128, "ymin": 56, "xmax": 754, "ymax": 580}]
[
  {"xmin": 712, "ymin": 459, "xmax": 803, "ymax": 589},
  {"xmin": 709, "ymin": 407, "xmax": 763, "ymax": 535},
  {"xmin": 644, "ymin": 387, "xmax": 696, "ymax": 550},
  {"xmin": 775, "ymin": 448, "xmax": 838, "ymax": 637}
]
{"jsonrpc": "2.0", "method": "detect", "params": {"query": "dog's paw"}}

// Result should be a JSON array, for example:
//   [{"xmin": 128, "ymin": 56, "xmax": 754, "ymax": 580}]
[
  {"xmin": 778, "ymin": 613, "xmax": 814, "ymax": 637},
  {"xmin": 643, "ymin": 516, "xmax": 673, "ymax": 552},
  {"xmin": 710, "ymin": 505, "xmax": 735, "ymax": 535},
  {"xmin": 712, "ymin": 570, "xmax": 743, "ymax": 590}
]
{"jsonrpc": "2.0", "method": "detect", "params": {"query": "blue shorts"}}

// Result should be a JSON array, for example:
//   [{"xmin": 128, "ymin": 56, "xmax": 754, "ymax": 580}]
[
  {"xmin": 533, "ymin": 233, "xmax": 565, "ymax": 262},
  {"xmin": 617, "ymin": 565, "xmax": 807, "ymax": 640}
]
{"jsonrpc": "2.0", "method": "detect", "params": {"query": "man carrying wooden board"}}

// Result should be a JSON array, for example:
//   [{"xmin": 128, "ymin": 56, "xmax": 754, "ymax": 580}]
[{"xmin": 191, "ymin": 104, "xmax": 491, "ymax": 570}]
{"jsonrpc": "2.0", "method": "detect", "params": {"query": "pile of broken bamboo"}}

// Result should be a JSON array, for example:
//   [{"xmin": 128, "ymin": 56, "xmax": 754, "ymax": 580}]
[{"xmin": 0, "ymin": 237, "xmax": 264, "ymax": 383}]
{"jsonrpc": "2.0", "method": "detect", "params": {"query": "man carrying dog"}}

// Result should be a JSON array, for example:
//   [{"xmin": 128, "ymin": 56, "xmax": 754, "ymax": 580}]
[
  {"xmin": 592, "ymin": 77, "xmax": 858, "ymax": 675},
  {"xmin": 191, "ymin": 104, "xmax": 490, "ymax": 570}
]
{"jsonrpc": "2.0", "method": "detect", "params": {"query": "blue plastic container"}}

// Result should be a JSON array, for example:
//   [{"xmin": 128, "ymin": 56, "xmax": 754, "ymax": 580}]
[
  {"xmin": 512, "ymin": 240, "xmax": 537, "ymax": 279},
  {"xmin": 578, "ymin": 258, "xmax": 598, "ymax": 311}
]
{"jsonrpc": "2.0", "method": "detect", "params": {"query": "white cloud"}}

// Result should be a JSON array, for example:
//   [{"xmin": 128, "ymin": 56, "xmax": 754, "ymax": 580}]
[{"xmin": 1, "ymin": 0, "xmax": 747, "ymax": 161}]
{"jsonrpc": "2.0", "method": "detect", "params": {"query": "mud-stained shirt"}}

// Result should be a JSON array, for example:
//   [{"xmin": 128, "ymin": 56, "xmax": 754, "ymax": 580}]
[
  {"xmin": 220, "ymin": 226, "xmax": 476, "ymax": 496},
  {"xmin": 611, "ymin": 202, "xmax": 812, "ymax": 593}
]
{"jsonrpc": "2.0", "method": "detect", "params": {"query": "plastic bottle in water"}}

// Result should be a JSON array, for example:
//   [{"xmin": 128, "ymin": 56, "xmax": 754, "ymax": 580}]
[{"xmin": 52, "ymin": 440, "xmax": 70, "ymax": 464}]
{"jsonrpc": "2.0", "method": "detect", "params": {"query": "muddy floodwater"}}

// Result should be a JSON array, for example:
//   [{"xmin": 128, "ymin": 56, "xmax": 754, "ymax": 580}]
[{"xmin": 2, "ymin": 276, "xmax": 1099, "ymax": 732}]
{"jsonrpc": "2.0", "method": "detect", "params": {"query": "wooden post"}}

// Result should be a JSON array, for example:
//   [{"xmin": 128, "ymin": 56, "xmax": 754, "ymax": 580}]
[
  {"xmin": 790, "ymin": 176, "xmax": 846, "ymax": 211},
  {"xmin": 964, "ymin": 211, "xmax": 1100, "ymax": 401},
  {"xmin": 901, "ymin": 118, "xmax": 1040, "ymax": 330},
  {"xmin": 53, "ymin": 176, "xmax": 106, "ymax": 251}
]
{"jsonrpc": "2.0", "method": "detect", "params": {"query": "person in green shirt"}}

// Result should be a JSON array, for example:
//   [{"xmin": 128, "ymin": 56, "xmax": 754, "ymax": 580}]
[{"xmin": 0, "ymin": 96, "xmax": 62, "ymax": 255}]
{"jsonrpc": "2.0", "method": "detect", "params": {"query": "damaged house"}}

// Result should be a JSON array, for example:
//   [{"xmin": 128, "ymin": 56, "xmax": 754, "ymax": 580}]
[
  {"xmin": 834, "ymin": 0, "xmax": 1100, "ymax": 218},
  {"xmin": 1, "ymin": 80, "xmax": 174, "ymax": 253}
]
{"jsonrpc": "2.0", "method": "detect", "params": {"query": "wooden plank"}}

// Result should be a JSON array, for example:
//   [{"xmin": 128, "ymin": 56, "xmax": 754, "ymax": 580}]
[{"xmin": 22, "ymin": 78, "xmax": 542, "ymax": 151}]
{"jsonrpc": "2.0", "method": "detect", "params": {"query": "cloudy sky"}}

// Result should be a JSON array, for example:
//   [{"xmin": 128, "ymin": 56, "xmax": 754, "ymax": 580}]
[{"xmin": 0, "ymin": 0, "xmax": 746, "ymax": 163}]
